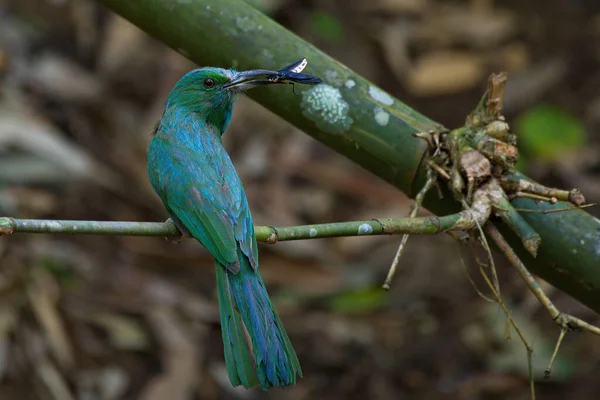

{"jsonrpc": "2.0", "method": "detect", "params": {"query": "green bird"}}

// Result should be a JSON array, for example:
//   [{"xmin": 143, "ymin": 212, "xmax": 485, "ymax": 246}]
[{"xmin": 147, "ymin": 61, "xmax": 321, "ymax": 389}]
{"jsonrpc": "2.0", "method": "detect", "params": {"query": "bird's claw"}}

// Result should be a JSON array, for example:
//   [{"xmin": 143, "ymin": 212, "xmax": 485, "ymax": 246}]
[{"xmin": 165, "ymin": 218, "xmax": 189, "ymax": 243}]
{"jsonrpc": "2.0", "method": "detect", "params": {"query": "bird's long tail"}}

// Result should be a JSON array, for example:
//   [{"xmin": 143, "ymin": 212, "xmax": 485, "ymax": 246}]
[{"xmin": 215, "ymin": 246, "xmax": 302, "ymax": 389}]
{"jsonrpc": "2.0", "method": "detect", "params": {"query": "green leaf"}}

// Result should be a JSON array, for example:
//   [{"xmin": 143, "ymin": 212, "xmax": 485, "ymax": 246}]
[
  {"xmin": 308, "ymin": 11, "xmax": 344, "ymax": 43},
  {"xmin": 42, "ymin": 259, "xmax": 78, "ymax": 288},
  {"xmin": 328, "ymin": 287, "xmax": 388, "ymax": 315},
  {"xmin": 514, "ymin": 155, "xmax": 528, "ymax": 172},
  {"xmin": 515, "ymin": 104, "xmax": 586, "ymax": 161}
]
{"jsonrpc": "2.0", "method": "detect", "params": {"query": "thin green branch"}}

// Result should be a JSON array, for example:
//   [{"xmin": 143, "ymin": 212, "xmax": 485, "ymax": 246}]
[
  {"xmin": 0, "ymin": 212, "xmax": 487, "ymax": 242},
  {"xmin": 514, "ymin": 203, "xmax": 596, "ymax": 214},
  {"xmin": 545, "ymin": 328, "xmax": 567, "ymax": 379},
  {"xmin": 485, "ymin": 223, "xmax": 600, "ymax": 337},
  {"xmin": 502, "ymin": 177, "xmax": 586, "ymax": 206},
  {"xmin": 383, "ymin": 167, "xmax": 438, "ymax": 289},
  {"xmin": 488, "ymin": 186, "xmax": 541, "ymax": 258}
]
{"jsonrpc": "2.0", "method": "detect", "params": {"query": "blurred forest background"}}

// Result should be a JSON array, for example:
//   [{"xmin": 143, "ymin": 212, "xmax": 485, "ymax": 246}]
[{"xmin": 1, "ymin": 0, "xmax": 600, "ymax": 399}]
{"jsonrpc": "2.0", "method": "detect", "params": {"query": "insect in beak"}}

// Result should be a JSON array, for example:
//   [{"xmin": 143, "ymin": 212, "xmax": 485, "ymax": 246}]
[
  {"xmin": 266, "ymin": 58, "xmax": 323, "ymax": 95},
  {"xmin": 224, "ymin": 58, "xmax": 322, "ymax": 94}
]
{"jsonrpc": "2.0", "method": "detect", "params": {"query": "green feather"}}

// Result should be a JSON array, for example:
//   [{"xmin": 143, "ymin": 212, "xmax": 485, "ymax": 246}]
[{"xmin": 215, "ymin": 259, "xmax": 259, "ymax": 388}]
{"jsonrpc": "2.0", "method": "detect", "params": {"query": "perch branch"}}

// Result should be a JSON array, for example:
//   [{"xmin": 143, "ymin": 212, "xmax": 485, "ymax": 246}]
[{"xmin": 0, "ymin": 211, "xmax": 489, "ymax": 242}]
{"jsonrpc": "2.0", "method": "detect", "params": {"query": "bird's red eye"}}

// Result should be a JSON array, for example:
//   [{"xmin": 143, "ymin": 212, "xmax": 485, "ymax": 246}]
[{"xmin": 203, "ymin": 78, "xmax": 215, "ymax": 88}]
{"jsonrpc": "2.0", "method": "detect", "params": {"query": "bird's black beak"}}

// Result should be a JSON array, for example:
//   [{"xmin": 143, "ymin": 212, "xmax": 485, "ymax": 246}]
[{"xmin": 224, "ymin": 69, "xmax": 282, "ymax": 92}]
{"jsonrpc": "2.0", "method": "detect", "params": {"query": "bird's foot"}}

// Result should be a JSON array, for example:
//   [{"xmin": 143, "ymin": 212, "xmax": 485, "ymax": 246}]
[{"xmin": 165, "ymin": 218, "xmax": 189, "ymax": 243}]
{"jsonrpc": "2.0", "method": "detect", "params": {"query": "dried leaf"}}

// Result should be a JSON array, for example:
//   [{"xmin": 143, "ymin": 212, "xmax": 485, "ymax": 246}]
[
  {"xmin": 98, "ymin": 366, "xmax": 129, "ymax": 400},
  {"xmin": 355, "ymin": 0, "xmax": 428, "ymax": 14},
  {"xmin": 0, "ymin": 94, "xmax": 120, "ymax": 189},
  {"xmin": 98, "ymin": 15, "xmax": 147, "ymax": 75},
  {"xmin": 0, "ymin": 305, "xmax": 16, "ymax": 380},
  {"xmin": 416, "ymin": 6, "xmax": 516, "ymax": 48},
  {"xmin": 86, "ymin": 312, "xmax": 150, "ymax": 351},
  {"xmin": 138, "ymin": 308, "xmax": 200, "ymax": 400},
  {"xmin": 36, "ymin": 359, "xmax": 76, "ymax": 400},
  {"xmin": 28, "ymin": 270, "xmax": 75, "ymax": 370},
  {"xmin": 26, "ymin": 53, "xmax": 103, "ymax": 102},
  {"xmin": 405, "ymin": 51, "xmax": 486, "ymax": 96},
  {"xmin": 377, "ymin": 21, "xmax": 413, "ymax": 80}
]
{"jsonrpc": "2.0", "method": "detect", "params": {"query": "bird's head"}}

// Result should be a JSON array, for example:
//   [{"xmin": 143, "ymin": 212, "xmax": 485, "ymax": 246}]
[{"xmin": 165, "ymin": 67, "xmax": 281, "ymax": 134}]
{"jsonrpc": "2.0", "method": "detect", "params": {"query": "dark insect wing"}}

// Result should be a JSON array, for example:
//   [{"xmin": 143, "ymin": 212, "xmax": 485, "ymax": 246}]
[
  {"xmin": 289, "ymin": 58, "xmax": 308, "ymax": 74},
  {"xmin": 282, "ymin": 71, "xmax": 322, "ymax": 85},
  {"xmin": 279, "ymin": 58, "xmax": 308, "ymax": 74},
  {"xmin": 265, "ymin": 57, "xmax": 322, "ymax": 86}
]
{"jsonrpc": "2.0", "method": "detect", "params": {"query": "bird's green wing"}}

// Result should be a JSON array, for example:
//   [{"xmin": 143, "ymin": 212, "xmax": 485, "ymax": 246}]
[
  {"xmin": 232, "ymin": 196, "xmax": 258, "ymax": 270},
  {"xmin": 148, "ymin": 137, "xmax": 239, "ymax": 271},
  {"xmin": 167, "ymin": 188, "xmax": 240, "ymax": 271}
]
